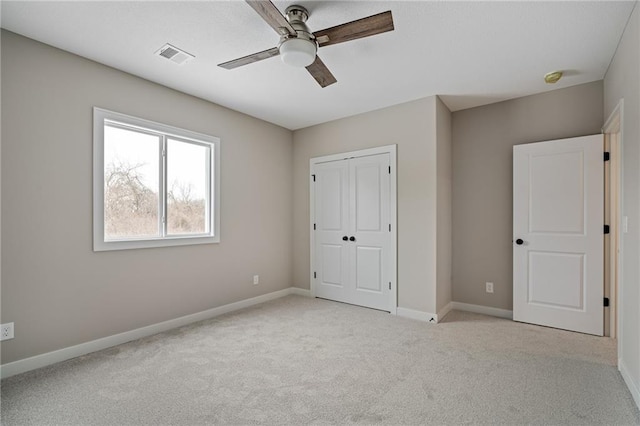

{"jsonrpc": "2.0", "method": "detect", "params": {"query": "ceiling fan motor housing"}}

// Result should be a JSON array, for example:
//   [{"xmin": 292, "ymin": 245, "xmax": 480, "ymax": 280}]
[{"xmin": 279, "ymin": 5, "xmax": 317, "ymax": 67}]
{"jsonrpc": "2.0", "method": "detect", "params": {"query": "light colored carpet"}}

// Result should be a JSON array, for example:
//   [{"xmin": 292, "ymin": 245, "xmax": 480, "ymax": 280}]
[{"xmin": 1, "ymin": 295, "xmax": 638, "ymax": 425}]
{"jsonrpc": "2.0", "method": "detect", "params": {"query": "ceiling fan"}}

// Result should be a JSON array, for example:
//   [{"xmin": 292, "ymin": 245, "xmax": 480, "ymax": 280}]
[{"xmin": 218, "ymin": 1, "xmax": 394, "ymax": 88}]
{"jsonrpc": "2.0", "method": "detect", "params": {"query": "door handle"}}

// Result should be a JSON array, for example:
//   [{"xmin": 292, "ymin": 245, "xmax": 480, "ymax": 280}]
[
  {"xmin": 515, "ymin": 239, "xmax": 524, "ymax": 245},
  {"xmin": 349, "ymin": 236, "xmax": 356, "ymax": 242},
  {"xmin": 342, "ymin": 236, "xmax": 348, "ymax": 241}
]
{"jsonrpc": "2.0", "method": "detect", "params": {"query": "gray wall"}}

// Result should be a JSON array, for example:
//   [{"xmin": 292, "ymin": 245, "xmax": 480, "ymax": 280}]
[
  {"xmin": 451, "ymin": 81, "xmax": 604, "ymax": 311},
  {"xmin": 435, "ymin": 97, "xmax": 452, "ymax": 313},
  {"xmin": 292, "ymin": 96, "xmax": 451, "ymax": 315},
  {"xmin": 0, "ymin": 31, "xmax": 293, "ymax": 364},
  {"xmin": 604, "ymin": 2, "xmax": 640, "ymax": 405}
]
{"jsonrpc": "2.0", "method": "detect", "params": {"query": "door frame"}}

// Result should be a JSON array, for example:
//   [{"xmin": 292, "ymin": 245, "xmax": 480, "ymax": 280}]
[
  {"xmin": 603, "ymin": 99, "xmax": 623, "ymax": 342},
  {"xmin": 309, "ymin": 145, "xmax": 398, "ymax": 314}
]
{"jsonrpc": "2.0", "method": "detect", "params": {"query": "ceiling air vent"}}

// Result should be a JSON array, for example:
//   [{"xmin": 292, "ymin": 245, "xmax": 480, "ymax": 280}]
[{"xmin": 155, "ymin": 43, "xmax": 194, "ymax": 65}]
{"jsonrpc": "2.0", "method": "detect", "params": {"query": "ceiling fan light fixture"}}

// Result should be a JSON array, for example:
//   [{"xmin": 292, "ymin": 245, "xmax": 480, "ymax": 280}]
[{"xmin": 279, "ymin": 38, "xmax": 317, "ymax": 67}]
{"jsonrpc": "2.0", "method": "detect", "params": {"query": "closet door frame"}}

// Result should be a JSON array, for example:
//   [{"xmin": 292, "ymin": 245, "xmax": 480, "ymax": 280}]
[{"xmin": 310, "ymin": 145, "xmax": 397, "ymax": 314}]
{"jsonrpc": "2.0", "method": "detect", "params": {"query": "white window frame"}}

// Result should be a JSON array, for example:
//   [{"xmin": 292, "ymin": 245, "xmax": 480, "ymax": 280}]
[{"xmin": 93, "ymin": 107, "xmax": 220, "ymax": 251}]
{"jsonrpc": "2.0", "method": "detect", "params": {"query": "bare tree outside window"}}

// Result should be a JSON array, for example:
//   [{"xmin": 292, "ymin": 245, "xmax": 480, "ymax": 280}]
[
  {"xmin": 104, "ymin": 126, "xmax": 159, "ymax": 240},
  {"xmin": 167, "ymin": 138, "xmax": 208, "ymax": 235},
  {"xmin": 104, "ymin": 160, "xmax": 159, "ymax": 238},
  {"xmin": 167, "ymin": 181, "xmax": 205, "ymax": 234}
]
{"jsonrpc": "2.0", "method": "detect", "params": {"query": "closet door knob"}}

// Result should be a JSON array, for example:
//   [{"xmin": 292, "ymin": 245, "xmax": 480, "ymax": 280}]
[
  {"xmin": 349, "ymin": 236, "xmax": 356, "ymax": 242},
  {"xmin": 515, "ymin": 239, "xmax": 524, "ymax": 245},
  {"xmin": 342, "ymin": 236, "xmax": 348, "ymax": 241}
]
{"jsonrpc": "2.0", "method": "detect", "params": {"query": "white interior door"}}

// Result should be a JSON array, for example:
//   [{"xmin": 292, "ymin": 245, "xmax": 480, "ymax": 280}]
[
  {"xmin": 349, "ymin": 155, "xmax": 391, "ymax": 311},
  {"xmin": 513, "ymin": 134, "xmax": 604, "ymax": 335},
  {"xmin": 314, "ymin": 160, "xmax": 350, "ymax": 305},
  {"xmin": 314, "ymin": 153, "xmax": 391, "ymax": 311}
]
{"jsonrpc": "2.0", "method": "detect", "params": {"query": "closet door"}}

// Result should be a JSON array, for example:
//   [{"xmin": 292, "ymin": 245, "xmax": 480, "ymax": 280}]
[
  {"xmin": 314, "ymin": 160, "xmax": 350, "ymax": 305},
  {"xmin": 313, "ymin": 153, "xmax": 391, "ymax": 311},
  {"xmin": 349, "ymin": 154, "xmax": 390, "ymax": 311}
]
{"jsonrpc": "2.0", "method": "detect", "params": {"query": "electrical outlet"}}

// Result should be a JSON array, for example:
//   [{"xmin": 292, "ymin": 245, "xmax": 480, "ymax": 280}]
[
  {"xmin": 1, "ymin": 322, "xmax": 14, "ymax": 341},
  {"xmin": 253, "ymin": 275, "xmax": 259, "ymax": 285},
  {"xmin": 486, "ymin": 282, "xmax": 494, "ymax": 294}
]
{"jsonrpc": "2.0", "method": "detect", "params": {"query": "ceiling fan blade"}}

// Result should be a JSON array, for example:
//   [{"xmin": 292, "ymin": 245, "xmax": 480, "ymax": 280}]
[
  {"xmin": 306, "ymin": 56, "xmax": 337, "ymax": 88},
  {"xmin": 313, "ymin": 11, "xmax": 394, "ymax": 48},
  {"xmin": 245, "ymin": 0, "xmax": 295, "ymax": 36},
  {"xmin": 218, "ymin": 46, "xmax": 280, "ymax": 70}
]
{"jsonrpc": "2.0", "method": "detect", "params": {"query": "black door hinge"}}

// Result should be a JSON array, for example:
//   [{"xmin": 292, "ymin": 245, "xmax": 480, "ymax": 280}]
[
  {"xmin": 604, "ymin": 225, "xmax": 610, "ymax": 234},
  {"xmin": 313, "ymin": 223, "xmax": 316, "ymax": 230},
  {"xmin": 388, "ymin": 282, "xmax": 391, "ymax": 290},
  {"xmin": 389, "ymin": 224, "xmax": 391, "ymax": 232},
  {"xmin": 604, "ymin": 152, "xmax": 610, "ymax": 162},
  {"xmin": 604, "ymin": 297, "xmax": 610, "ymax": 307},
  {"xmin": 388, "ymin": 166, "xmax": 391, "ymax": 174},
  {"xmin": 312, "ymin": 174, "xmax": 316, "ymax": 182},
  {"xmin": 314, "ymin": 272, "xmax": 317, "ymax": 279}
]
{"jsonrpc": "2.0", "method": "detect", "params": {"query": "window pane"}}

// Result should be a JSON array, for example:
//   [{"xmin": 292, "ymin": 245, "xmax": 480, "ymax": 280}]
[
  {"xmin": 167, "ymin": 139, "xmax": 209, "ymax": 235},
  {"xmin": 104, "ymin": 125, "xmax": 160, "ymax": 240}
]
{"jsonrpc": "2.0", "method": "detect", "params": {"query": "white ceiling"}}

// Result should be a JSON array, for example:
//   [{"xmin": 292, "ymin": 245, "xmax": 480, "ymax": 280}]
[{"xmin": 1, "ymin": 1, "xmax": 636, "ymax": 130}]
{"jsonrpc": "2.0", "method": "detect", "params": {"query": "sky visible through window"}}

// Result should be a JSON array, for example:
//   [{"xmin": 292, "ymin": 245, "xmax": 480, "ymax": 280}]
[
  {"xmin": 167, "ymin": 138, "xmax": 207, "ymax": 201},
  {"xmin": 104, "ymin": 126, "xmax": 159, "ymax": 192}
]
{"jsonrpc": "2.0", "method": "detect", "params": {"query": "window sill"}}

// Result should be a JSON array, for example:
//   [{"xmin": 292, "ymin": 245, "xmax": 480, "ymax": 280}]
[{"xmin": 93, "ymin": 235, "xmax": 220, "ymax": 252}]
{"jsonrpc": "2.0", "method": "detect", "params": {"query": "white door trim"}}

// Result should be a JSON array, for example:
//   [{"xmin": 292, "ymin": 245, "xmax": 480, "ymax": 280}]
[
  {"xmin": 602, "ymin": 99, "xmax": 624, "ymax": 352},
  {"xmin": 310, "ymin": 145, "xmax": 397, "ymax": 314}
]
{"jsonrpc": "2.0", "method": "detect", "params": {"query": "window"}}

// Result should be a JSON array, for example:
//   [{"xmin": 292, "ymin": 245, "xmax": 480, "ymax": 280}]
[{"xmin": 93, "ymin": 108, "xmax": 220, "ymax": 251}]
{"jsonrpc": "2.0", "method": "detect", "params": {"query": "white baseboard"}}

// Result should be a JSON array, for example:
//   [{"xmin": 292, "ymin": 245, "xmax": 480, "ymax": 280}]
[
  {"xmin": 619, "ymin": 357, "xmax": 640, "ymax": 410},
  {"xmin": 396, "ymin": 301, "xmax": 510, "ymax": 324},
  {"xmin": 396, "ymin": 307, "xmax": 439, "ymax": 323},
  {"xmin": 289, "ymin": 287, "xmax": 311, "ymax": 297},
  {"xmin": 451, "ymin": 301, "xmax": 513, "ymax": 319},
  {"xmin": 437, "ymin": 302, "xmax": 453, "ymax": 321},
  {"xmin": 0, "ymin": 287, "xmax": 304, "ymax": 379}
]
